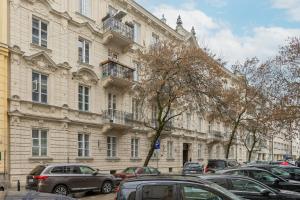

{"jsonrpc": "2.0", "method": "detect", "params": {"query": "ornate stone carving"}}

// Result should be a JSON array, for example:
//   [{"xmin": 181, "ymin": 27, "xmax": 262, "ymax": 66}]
[
  {"xmin": 72, "ymin": 67, "xmax": 99, "ymax": 85},
  {"xmin": 11, "ymin": 116, "xmax": 20, "ymax": 125}
]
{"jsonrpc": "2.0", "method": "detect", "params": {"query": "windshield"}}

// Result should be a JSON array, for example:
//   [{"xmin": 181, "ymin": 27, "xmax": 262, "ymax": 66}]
[
  {"xmin": 185, "ymin": 163, "xmax": 201, "ymax": 168},
  {"xmin": 29, "ymin": 165, "xmax": 46, "ymax": 175},
  {"xmin": 211, "ymin": 183, "xmax": 242, "ymax": 200},
  {"xmin": 208, "ymin": 161, "xmax": 226, "ymax": 168},
  {"xmin": 123, "ymin": 167, "xmax": 137, "ymax": 174}
]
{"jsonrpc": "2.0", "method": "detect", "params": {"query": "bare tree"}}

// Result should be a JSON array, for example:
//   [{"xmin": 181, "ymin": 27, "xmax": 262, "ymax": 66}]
[{"xmin": 136, "ymin": 41, "xmax": 225, "ymax": 167}]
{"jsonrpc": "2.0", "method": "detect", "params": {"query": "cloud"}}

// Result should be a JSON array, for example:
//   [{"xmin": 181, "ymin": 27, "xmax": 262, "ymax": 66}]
[
  {"xmin": 271, "ymin": 0, "xmax": 300, "ymax": 22},
  {"xmin": 152, "ymin": 4, "xmax": 300, "ymax": 65}
]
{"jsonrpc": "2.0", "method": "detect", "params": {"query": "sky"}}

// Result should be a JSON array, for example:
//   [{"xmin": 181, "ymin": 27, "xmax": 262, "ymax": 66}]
[{"xmin": 136, "ymin": 0, "xmax": 300, "ymax": 65}]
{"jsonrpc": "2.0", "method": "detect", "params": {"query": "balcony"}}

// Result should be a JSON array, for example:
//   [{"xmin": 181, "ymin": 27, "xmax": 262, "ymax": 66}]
[
  {"xmin": 102, "ymin": 110, "xmax": 133, "ymax": 133},
  {"xmin": 102, "ymin": 17, "xmax": 134, "ymax": 50},
  {"xmin": 101, "ymin": 60, "xmax": 135, "ymax": 89},
  {"xmin": 207, "ymin": 130, "xmax": 225, "ymax": 144}
]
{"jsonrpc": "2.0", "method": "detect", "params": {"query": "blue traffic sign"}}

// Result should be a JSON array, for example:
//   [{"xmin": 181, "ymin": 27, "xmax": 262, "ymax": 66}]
[{"xmin": 154, "ymin": 139, "xmax": 160, "ymax": 149}]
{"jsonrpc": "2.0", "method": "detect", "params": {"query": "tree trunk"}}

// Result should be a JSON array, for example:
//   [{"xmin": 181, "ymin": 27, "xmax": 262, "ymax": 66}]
[
  {"xmin": 143, "ymin": 128, "xmax": 162, "ymax": 167},
  {"xmin": 247, "ymin": 134, "xmax": 257, "ymax": 162},
  {"xmin": 225, "ymin": 123, "xmax": 238, "ymax": 159}
]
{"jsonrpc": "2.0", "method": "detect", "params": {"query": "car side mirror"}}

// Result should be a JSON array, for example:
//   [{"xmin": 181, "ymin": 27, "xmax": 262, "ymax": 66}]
[
  {"xmin": 92, "ymin": 169, "xmax": 99, "ymax": 175},
  {"xmin": 260, "ymin": 189, "xmax": 271, "ymax": 196}
]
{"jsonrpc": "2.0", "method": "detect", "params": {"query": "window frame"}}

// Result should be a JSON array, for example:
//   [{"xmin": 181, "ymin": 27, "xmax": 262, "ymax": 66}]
[
  {"xmin": 78, "ymin": 85, "xmax": 90, "ymax": 111},
  {"xmin": 107, "ymin": 136, "xmax": 117, "ymax": 158},
  {"xmin": 167, "ymin": 141, "xmax": 173, "ymax": 159},
  {"xmin": 133, "ymin": 21, "xmax": 141, "ymax": 44},
  {"xmin": 78, "ymin": 37, "xmax": 90, "ymax": 64},
  {"xmin": 32, "ymin": 129, "xmax": 48, "ymax": 157},
  {"xmin": 78, "ymin": 133, "xmax": 90, "ymax": 157},
  {"xmin": 131, "ymin": 137, "xmax": 139, "ymax": 158},
  {"xmin": 32, "ymin": 71, "xmax": 48, "ymax": 104},
  {"xmin": 32, "ymin": 16, "xmax": 48, "ymax": 48}
]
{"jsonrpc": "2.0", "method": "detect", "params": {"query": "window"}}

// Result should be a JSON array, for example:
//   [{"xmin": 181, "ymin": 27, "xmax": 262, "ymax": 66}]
[
  {"xmin": 79, "ymin": 0, "xmax": 91, "ymax": 17},
  {"xmin": 107, "ymin": 136, "xmax": 117, "ymax": 157},
  {"xmin": 51, "ymin": 166, "xmax": 72, "ymax": 174},
  {"xmin": 108, "ymin": 5, "xmax": 117, "ymax": 16},
  {"xmin": 78, "ymin": 38, "xmax": 90, "ymax": 64},
  {"xmin": 79, "ymin": 166, "xmax": 94, "ymax": 174},
  {"xmin": 197, "ymin": 144, "xmax": 202, "ymax": 159},
  {"xmin": 108, "ymin": 49, "xmax": 119, "ymax": 61},
  {"xmin": 78, "ymin": 85, "xmax": 89, "ymax": 111},
  {"xmin": 231, "ymin": 179, "xmax": 266, "ymax": 192},
  {"xmin": 151, "ymin": 33, "xmax": 159, "ymax": 45},
  {"xmin": 132, "ymin": 98, "xmax": 139, "ymax": 120},
  {"xmin": 209, "ymin": 179, "xmax": 228, "ymax": 189},
  {"xmin": 133, "ymin": 61, "xmax": 141, "ymax": 82},
  {"xmin": 208, "ymin": 121, "xmax": 212, "ymax": 133},
  {"xmin": 181, "ymin": 185, "xmax": 223, "ymax": 200},
  {"xmin": 167, "ymin": 141, "xmax": 173, "ymax": 159},
  {"xmin": 108, "ymin": 93, "xmax": 117, "ymax": 119},
  {"xmin": 198, "ymin": 117, "xmax": 202, "ymax": 131},
  {"xmin": 32, "ymin": 129, "xmax": 47, "ymax": 157},
  {"xmin": 32, "ymin": 72, "xmax": 48, "ymax": 103},
  {"xmin": 133, "ymin": 21, "xmax": 141, "ymax": 43},
  {"xmin": 32, "ymin": 17, "xmax": 48, "ymax": 47},
  {"xmin": 78, "ymin": 133, "xmax": 89, "ymax": 157},
  {"xmin": 142, "ymin": 185, "xmax": 174, "ymax": 199},
  {"xmin": 186, "ymin": 113, "xmax": 191, "ymax": 129},
  {"xmin": 131, "ymin": 138, "xmax": 139, "ymax": 158}
]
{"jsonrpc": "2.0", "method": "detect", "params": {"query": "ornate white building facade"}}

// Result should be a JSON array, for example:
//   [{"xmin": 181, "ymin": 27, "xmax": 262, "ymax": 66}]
[{"xmin": 1, "ymin": 0, "xmax": 298, "ymax": 185}]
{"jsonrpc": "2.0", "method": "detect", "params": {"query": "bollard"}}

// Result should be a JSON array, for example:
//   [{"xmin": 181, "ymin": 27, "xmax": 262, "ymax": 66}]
[{"xmin": 17, "ymin": 180, "xmax": 20, "ymax": 191}]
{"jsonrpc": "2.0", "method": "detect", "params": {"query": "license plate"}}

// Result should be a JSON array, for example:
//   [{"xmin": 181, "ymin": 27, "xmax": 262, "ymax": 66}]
[{"xmin": 28, "ymin": 179, "xmax": 34, "ymax": 183}]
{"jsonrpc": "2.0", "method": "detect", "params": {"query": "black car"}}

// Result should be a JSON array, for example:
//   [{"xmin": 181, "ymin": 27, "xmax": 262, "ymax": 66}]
[
  {"xmin": 278, "ymin": 166, "xmax": 300, "ymax": 181},
  {"xmin": 182, "ymin": 162, "xmax": 203, "ymax": 175},
  {"xmin": 205, "ymin": 159, "xmax": 240, "ymax": 173},
  {"xmin": 116, "ymin": 175, "xmax": 243, "ymax": 200},
  {"xmin": 246, "ymin": 164, "xmax": 292, "ymax": 180},
  {"xmin": 200, "ymin": 174, "xmax": 300, "ymax": 200},
  {"xmin": 0, "ymin": 191, "xmax": 75, "ymax": 200},
  {"xmin": 217, "ymin": 167, "xmax": 300, "ymax": 192}
]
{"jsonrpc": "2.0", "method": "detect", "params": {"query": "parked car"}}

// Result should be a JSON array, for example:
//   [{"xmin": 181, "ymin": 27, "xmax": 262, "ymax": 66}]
[
  {"xmin": 114, "ymin": 167, "xmax": 160, "ymax": 181},
  {"xmin": 246, "ymin": 164, "xmax": 292, "ymax": 180},
  {"xmin": 116, "ymin": 175, "xmax": 243, "ymax": 200},
  {"xmin": 200, "ymin": 174, "xmax": 300, "ymax": 200},
  {"xmin": 217, "ymin": 167, "xmax": 300, "ymax": 192},
  {"xmin": 26, "ymin": 164, "xmax": 116, "ymax": 196},
  {"xmin": 277, "ymin": 166, "xmax": 300, "ymax": 181},
  {"xmin": 270, "ymin": 160, "xmax": 295, "ymax": 166},
  {"xmin": 182, "ymin": 162, "xmax": 203, "ymax": 175},
  {"xmin": 0, "ymin": 191, "xmax": 75, "ymax": 200},
  {"xmin": 248, "ymin": 160, "xmax": 271, "ymax": 165},
  {"xmin": 204, "ymin": 159, "xmax": 240, "ymax": 173}
]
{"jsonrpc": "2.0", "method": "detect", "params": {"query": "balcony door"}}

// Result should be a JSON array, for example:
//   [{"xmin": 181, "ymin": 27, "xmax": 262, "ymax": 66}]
[{"xmin": 108, "ymin": 93, "xmax": 117, "ymax": 120}]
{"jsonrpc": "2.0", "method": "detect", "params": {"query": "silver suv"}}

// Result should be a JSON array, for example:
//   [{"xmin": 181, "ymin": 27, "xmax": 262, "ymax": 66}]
[{"xmin": 26, "ymin": 164, "xmax": 116, "ymax": 195}]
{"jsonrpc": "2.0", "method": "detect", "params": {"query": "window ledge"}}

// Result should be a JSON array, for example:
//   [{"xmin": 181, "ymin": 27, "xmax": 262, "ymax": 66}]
[
  {"xmin": 76, "ymin": 157, "xmax": 94, "ymax": 161},
  {"xmin": 77, "ymin": 61, "xmax": 94, "ymax": 69},
  {"xmin": 75, "ymin": 12, "xmax": 96, "ymax": 23},
  {"xmin": 29, "ymin": 157, "xmax": 53, "ymax": 161},
  {"xmin": 31, "ymin": 101, "xmax": 49, "ymax": 107},
  {"xmin": 106, "ymin": 157, "xmax": 120, "ymax": 161},
  {"xmin": 130, "ymin": 158, "xmax": 142, "ymax": 161},
  {"xmin": 30, "ymin": 43, "xmax": 52, "ymax": 53}
]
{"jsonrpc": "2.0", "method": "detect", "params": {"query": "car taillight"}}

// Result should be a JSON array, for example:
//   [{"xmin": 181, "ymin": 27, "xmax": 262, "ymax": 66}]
[{"xmin": 33, "ymin": 175, "xmax": 48, "ymax": 181}]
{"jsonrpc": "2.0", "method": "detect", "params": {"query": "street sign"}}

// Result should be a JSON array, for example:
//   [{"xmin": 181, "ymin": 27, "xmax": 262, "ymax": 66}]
[{"xmin": 154, "ymin": 139, "xmax": 160, "ymax": 150}]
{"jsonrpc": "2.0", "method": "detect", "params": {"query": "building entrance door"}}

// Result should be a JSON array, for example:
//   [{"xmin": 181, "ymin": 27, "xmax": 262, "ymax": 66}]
[{"xmin": 183, "ymin": 143, "xmax": 190, "ymax": 166}]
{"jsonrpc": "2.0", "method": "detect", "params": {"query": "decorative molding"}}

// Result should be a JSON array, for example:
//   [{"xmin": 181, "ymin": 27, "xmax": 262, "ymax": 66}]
[{"xmin": 72, "ymin": 67, "xmax": 99, "ymax": 85}]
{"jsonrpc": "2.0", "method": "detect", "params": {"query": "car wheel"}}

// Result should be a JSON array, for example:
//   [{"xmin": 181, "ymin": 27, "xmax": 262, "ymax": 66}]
[
  {"xmin": 101, "ymin": 181, "xmax": 112, "ymax": 194},
  {"xmin": 53, "ymin": 184, "xmax": 69, "ymax": 196}
]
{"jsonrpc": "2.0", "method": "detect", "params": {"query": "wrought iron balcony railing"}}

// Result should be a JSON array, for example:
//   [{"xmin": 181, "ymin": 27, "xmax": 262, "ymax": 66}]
[
  {"xmin": 103, "ymin": 109, "xmax": 133, "ymax": 124},
  {"xmin": 102, "ymin": 60, "xmax": 134, "ymax": 81},
  {"xmin": 103, "ymin": 17, "xmax": 134, "ymax": 41}
]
